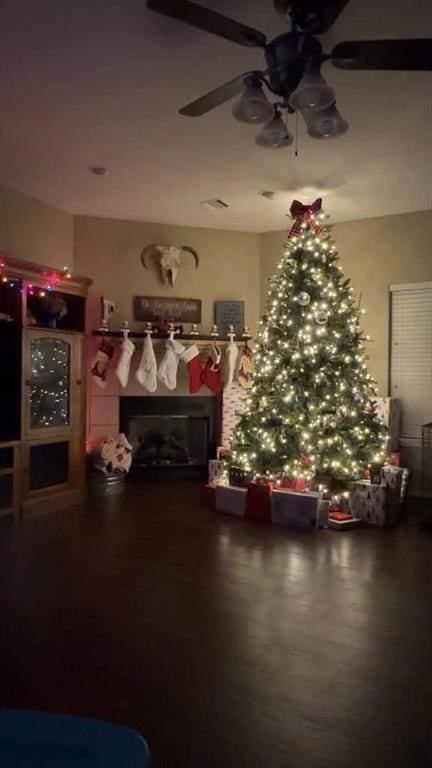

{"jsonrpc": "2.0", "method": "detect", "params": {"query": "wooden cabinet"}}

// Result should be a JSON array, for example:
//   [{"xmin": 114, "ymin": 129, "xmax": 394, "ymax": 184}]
[{"xmin": 0, "ymin": 256, "xmax": 91, "ymax": 519}]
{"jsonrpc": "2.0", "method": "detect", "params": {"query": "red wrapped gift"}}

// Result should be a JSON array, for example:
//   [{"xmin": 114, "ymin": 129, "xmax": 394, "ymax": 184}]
[
  {"xmin": 329, "ymin": 510, "xmax": 352, "ymax": 522},
  {"xmin": 390, "ymin": 451, "xmax": 400, "ymax": 467},
  {"xmin": 280, "ymin": 476, "xmax": 306, "ymax": 491},
  {"xmin": 203, "ymin": 483, "xmax": 216, "ymax": 510},
  {"xmin": 245, "ymin": 482, "xmax": 272, "ymax": 522}
]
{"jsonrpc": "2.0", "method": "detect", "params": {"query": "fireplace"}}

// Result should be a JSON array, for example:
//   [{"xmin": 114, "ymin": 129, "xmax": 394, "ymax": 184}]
[{"xmin": 120, "ymin": 396, "xmax": 218, "ymax": 479}]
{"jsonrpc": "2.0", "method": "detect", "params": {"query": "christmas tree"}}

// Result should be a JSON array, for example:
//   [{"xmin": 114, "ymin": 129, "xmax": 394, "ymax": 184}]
[{"xmin": 230, "ymin": 199, "xmax": 386, "ymax": 491}]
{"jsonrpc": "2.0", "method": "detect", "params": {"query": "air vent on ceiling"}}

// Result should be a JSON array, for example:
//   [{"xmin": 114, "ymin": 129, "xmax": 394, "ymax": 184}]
[{"xmin": 200, "ymin": 198, "xmax": 229, "ymax": 210}]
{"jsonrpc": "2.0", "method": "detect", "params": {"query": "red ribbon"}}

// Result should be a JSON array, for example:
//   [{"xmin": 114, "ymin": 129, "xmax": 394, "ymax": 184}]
[{"xmin": 288, "ymin": 197, "xmax": 323, "ymax": 239}]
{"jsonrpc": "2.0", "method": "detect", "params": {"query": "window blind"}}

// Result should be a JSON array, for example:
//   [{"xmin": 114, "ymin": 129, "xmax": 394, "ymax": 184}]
[{"xmin": 390, "ymin": 283, "xmax": 432, "ymax": 445}]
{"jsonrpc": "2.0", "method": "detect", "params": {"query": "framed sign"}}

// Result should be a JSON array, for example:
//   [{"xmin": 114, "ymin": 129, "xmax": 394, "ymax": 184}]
[
  {"xmin": 214, "ymin": 300, "xmax": 244, "ymax": 336},
  {"xmin": 133, "ymin": 296, "xmax": 202, "ymax": 323}
]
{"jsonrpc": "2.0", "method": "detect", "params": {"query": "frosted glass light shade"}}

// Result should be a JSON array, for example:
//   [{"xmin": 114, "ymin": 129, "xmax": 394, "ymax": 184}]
[
  {"xmin": 255, "ymin": 113, "xmax": 293, "ymax": 148},
  {"xmin": 289, "ymin": 72, "xmax": 335, "ymax": 112},
  {"xmin": 232, "ymin": 84, "xmax": 274, "ymax": 124},
  {"xmin": 302, "ymin": 104, "xmax": 348, "ymax": 139}
]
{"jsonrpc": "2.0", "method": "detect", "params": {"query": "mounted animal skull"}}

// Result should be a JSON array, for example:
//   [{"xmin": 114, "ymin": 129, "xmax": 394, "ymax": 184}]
[{"xmin": 141, "ymin": 244, "xmax": 199, "ymax": 288}]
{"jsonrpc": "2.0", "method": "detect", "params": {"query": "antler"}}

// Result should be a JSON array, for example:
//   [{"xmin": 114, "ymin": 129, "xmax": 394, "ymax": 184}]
[
  {"xmin": 181, "ymin": 246, "xmax": 199, "ymax": 268},
  {"xmin": 140, "ymin": 244, "xmax": 160, "ymax": 269}
]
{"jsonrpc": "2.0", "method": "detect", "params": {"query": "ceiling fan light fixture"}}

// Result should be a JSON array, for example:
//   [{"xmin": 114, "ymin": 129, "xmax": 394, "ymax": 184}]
[
  {"xmin": 302, "ymin": 103, "xmax": 348, "ymax": 139},
  {"xmin": 232, "ymin": 79, "xmax": 274, "ymax": 124},
  {"xmin": 255, "ymin": 109, "xmax": 293, "ymax": 148},
  {"xmin": 289, "ymin": 71, "xmax": 335, "ymax": 112}
]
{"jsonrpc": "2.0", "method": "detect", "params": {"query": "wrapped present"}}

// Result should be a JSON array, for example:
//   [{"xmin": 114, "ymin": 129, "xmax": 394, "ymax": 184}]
[
  {"xmin": 382, "ymin": 464, "xmax": 409, "ymax": 499},
  {"xmin": 215, "ymin": 485, "xmax": 247, "ymax": 517},
  {"xmin": 245, "ymin": 482, "xmax": 273, "ymax": 522},
  {"xmin": 329, "ymin": 510, "xmax": 352, "ymax": 522},
  {"xmin": 271, "ymin": 490, "xmax": 320, "ymax": 530},
  {"xmin": 208, "ymin": 459, "xmax": 227, "ymax": 486},
  {"xmin": 374, "ymin": 397, "xmax": 401, "ymax": 451},
  {"xmin": 400, "ymin": 468, "xmax": 410, "ymax": 501},
  {"xmin": 279, "ymin": 476, "xmax": 307, "ymax": 491},
  {"xmin": 203, "ymin": 483, "xmax": 216, "ymax": 510},
  {"xmin": 350, "ymin": 480, "xmax": 396, "ymax": 526},
  {"xmin": 382, "ymin": 463, "xmax": 410, "ymax": 517},
  {"xmin": 318, "ymin": 499, "xmax": 330, "ymax": 528}
]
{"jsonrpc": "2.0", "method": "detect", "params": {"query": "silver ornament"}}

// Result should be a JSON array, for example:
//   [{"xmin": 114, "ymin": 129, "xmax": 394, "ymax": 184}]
[
  {"xmin": 297, "ymin": 292, "xmax": 311, "ymax": 306},
  {"xmin": 315, "ymin": 309, "xmax": 329, "ymax": 325}
]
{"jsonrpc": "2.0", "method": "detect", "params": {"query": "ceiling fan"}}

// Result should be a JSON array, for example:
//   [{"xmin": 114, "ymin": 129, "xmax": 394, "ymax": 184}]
[{"xmin": 146, "ymin": 0, "xmax": 432, "ymax": 148}]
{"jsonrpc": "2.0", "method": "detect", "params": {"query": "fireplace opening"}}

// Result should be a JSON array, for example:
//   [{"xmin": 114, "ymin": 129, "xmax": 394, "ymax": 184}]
[
  {"xmin": 131, "ymin": 415, "xmax": 207, "ymax": 467},
  {"xmin": 120, "ymin": 396, "xmax": 218, "ymax": 479}
]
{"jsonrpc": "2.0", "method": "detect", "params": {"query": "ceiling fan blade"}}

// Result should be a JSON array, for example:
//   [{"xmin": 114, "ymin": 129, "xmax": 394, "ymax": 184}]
[
  {"xmin": 179, "ymin": 73, "xmax": 258, "ymax": 116},
  {"xmin": 274, "ymin": 0, "xmax": 350, "ymax": 34},
  {"xmin": 147, "ymin": 0, "xmax": 267, "ymax": 48},
  {"xmin": 332, "ymin": 39, "xmax": 432, "ymax": 70}
]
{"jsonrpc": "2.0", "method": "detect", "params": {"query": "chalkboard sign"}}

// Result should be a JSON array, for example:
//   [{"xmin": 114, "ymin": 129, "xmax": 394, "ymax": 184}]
[
  {"xmin": 214, "ymin": 301, "xmax": 244, "ymax": 337},
  {"xmin": 133, "ymin": 296, "xmax": 202, "ymax": 323}
]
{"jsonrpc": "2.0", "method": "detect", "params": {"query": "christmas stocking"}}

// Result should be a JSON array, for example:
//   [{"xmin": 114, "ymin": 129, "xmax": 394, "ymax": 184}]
[
  {"xmin": 115, "ymin": 337, "xmax": 136, "ymax": 388},
  {"xmin": 201, "ymin": 342, "xmax": 221, "ymax": 392},
  {"xmin": 90, "ymin": 339, "xmax": 114, "ymax": 389},
  {"xmin": 224, "ymin": 338, "xmax": 238, "ymax": 390},
  {"xmin": 238, "ymin": 342, "xmax": 253, "ymax": 389},
  {"xmin": 136, "ymin": 334, "xmax": 157, "ymax": 392},
  {"xmin": 180, "ymin": 344, "xmax": 203, "ymax": 393},
  {"xmin": 158, "ymin": 339, "xmax": 185, "ymax": 390}
]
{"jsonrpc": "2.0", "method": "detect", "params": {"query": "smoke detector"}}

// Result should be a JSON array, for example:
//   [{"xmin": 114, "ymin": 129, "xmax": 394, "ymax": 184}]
[
  {"xmin": 200, "ymin": 198, "xmax": 229, "ymax": 210},
  {"xmin": 89, "ymin": 166, "xmax": 109, "ymax": 176},
  {"xmin": 259, "ymin": 190, "xmax": 275, "ymax": 200}
]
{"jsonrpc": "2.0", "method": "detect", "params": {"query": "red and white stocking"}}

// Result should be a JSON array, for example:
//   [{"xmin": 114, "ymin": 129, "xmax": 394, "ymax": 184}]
[
  {"xmin": 201, "ymin": 342, "xmax": 221, "ymax": 392},
  {"xmin": 90, "ymin": 339, "xmax": 114, "ymax": 389},
  {"xmin": 180, "ymin": 344, "xmax": 203, "ymax": 394},
  {"xmin": 237, "ymin": 342, "xmax": 253, "ymax": 389}
]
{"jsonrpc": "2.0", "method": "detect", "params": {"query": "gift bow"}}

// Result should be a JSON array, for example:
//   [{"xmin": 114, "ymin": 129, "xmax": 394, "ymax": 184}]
[{"xmin": 288, "ymin": 197, "xmax": 323, "ymax": 239}]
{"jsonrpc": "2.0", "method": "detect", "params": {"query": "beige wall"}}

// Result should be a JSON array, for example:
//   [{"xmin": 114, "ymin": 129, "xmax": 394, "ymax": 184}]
[
  {"xmin": 74, "ymin": 214, "xmax": 260, "ymax": 399},
  {"xmin": 260, "ymin": 210, "xmax": 432, "ymax": 395},
  {"xmin": 74, "ymin": 215, "xmax": 260, "ymax": 333},
  {"xmin": 0, "ymin": 184, "xmax": 73, "ymax": 269}
]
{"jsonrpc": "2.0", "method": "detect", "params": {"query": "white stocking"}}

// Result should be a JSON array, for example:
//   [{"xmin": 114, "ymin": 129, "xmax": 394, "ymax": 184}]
[
  {"xmin": 224, "ymin": 339, "xmax": 239, "ymax": 390},
  {"xmin": 136, "ymin": 334, "xmax": 157, "ymax": 392},
  {"xmin": 158, "ymin": 339, "xmax": 185, "ymax": 390},
  {"xmin": 115, "ymin": 337, "xmax": 136, "ymax": 388}
]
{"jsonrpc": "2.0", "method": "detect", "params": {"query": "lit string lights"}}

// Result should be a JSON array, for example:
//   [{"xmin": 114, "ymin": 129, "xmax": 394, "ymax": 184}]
[
  {"xmin": 30, "ymin": 339, "xmax": 70, "ymax": 428},
  {"xmin": 0, "ymin": 255, "xmax": 72, "ymax": 297},
  {"xmin": 229, "ymin": 203, "xmax": 387, "ymax": 489}
]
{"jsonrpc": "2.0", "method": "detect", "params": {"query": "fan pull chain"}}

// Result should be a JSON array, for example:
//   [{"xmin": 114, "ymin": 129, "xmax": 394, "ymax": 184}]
[{"xmin": 295, "ymin": 111, "xmax": 299, "ymax": 157}]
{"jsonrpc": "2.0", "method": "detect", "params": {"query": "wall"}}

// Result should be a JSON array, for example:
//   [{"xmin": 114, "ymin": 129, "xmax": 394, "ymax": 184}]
[
  {"xmin": 74, "ymin": 215, "xmax": 260, "ymax": 332},
  {"xmin": 0, "ymin": 184, "xmax": 73, "ymax": 269},
  {"xmin": 260, "ymin": 209, "xmax": 432, "ymax": 396},
  {"xmin": 74, "ymin": 215, "xmax": 260, "ymax": 445}
]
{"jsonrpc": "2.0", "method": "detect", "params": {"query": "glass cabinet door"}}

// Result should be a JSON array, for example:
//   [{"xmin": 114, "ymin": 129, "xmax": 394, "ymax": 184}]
[{"xmin": 24, "ymin": 331, "xmax": 75, "ymax": 437}]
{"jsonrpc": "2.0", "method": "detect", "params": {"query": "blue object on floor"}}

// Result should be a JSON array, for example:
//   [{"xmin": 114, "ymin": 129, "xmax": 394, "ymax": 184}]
[{"xmin": 0, "ymin": 710, "xmax": 151, "ymax": 767}]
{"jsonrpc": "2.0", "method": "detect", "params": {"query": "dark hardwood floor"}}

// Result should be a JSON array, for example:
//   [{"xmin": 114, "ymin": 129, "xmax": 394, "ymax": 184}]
[{"xmin": 1, "ymin": 481, "xmax": 432, "ymax": 767}]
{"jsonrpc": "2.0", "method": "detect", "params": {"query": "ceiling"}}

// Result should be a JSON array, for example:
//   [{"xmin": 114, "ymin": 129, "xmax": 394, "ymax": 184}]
[{"xmin": 0, "ymin": 0, "xmax": 431, "ymax": 232}]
